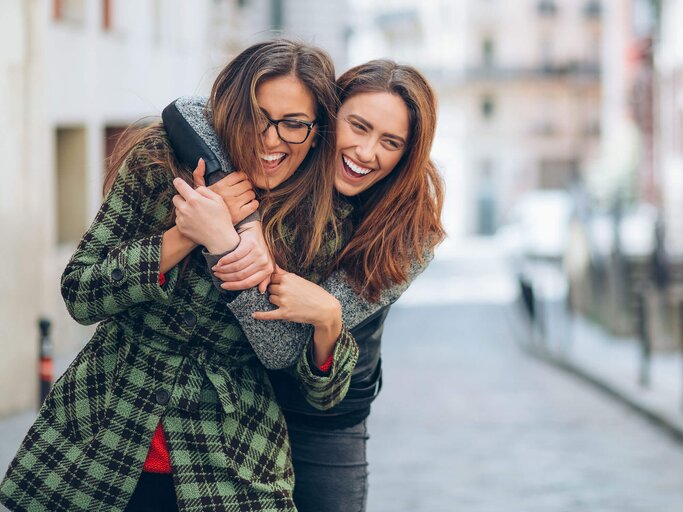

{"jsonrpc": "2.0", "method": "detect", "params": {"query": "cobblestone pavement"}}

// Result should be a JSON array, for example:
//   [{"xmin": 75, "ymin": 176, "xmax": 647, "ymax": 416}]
[{"xmin": 365, "ymin": 301, "xmax": 683, "ymax": 512}]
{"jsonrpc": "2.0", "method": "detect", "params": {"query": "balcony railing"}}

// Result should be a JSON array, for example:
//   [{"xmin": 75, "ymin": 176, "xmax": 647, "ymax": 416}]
[{"xmin": 464, "ymin": 62, "xmax": 600, "ymax": 81}]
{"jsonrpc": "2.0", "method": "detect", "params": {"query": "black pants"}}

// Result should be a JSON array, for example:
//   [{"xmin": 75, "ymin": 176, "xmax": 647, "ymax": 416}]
[
  {"xmin": 288, "ymin": 420, "xmax": 369, "ymax": 512},
  {"xmin": 124, "ymin": 473, "xmax": 179, "ymax": 512}
]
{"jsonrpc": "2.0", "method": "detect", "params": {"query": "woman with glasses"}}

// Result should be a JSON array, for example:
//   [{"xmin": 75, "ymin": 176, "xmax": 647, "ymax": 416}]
[
  {"xmin": 168, "ymin": 60, "xmax": 445, "ymax": 512},
  {"xmin": 0, "ymin": 40, "xmax": 359, "ymax": 512}
]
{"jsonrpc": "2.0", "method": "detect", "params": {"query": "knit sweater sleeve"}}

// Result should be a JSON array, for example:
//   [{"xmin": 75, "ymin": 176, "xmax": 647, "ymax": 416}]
[
  {"xmin": 61, "ymin": 142, "xmax": 180, "ymax": 325},
  {"xmin": 225, "ymin": 249, "xmax": 434, "ymax": 369}
]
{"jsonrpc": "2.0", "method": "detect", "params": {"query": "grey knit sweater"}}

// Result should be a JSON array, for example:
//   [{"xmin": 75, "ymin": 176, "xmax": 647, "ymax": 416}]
[{"xmin": 172, "ymin": 96, "xmax": 432, "ymax": 369}]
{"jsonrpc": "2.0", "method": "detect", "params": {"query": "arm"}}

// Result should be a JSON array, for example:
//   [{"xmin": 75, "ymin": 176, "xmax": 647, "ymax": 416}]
[
  {"xmin": 61, "ymin": 158, "xmax": 181, "ymax": 325},
  {"xmin": 287, "ymin": 324, "xmax": 359, "ymax": 411},
  {"xmin": 251, "ymin": 268, "xmax": 359, "ymax": 410},
  {"xmin": 224, "ymin": 249, "xmax": 434, "ymax": 369}
]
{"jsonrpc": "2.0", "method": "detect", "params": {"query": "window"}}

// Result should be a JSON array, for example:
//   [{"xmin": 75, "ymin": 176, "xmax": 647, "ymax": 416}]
[
  {"xmin": 271, "ymin": 0, "xmax": 283, "ymax": 30},
  {"xmin": 53, "ymin": 0, "xmax": 85, "ymax": 24},
  {"xmin": 56, "ymin": 127, "xmax": 87, "ymax": 245},
  {"xmin": 102, "ymin": 0, "xmax": 112, "ymax": 30},
  {"xmin": 583, "ymin": 0, "xmax": 601, "ymax": 19},
  {"xmin": 482, "ymin": 38, "xmax": 495, "ymax": 68},
  {"xmin": 105, "ymin": 126, "xmax": 128, "ymax": 162},
  {"xmin": 537, "ymin": 0, "xmax": 558, "ymax": 16},
  {"xmin": 481, "ymin": 95, "xmax": 495, "ymax": 120}
]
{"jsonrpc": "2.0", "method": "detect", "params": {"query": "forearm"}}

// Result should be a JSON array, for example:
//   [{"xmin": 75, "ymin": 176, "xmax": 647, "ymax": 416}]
[
  {"xmin": 160, "ymin": 226, "xmax": 197, "ymax": 274},
  {"xmin": 311, "ymin": 302, "xmax": 342, "ymax": 368}
]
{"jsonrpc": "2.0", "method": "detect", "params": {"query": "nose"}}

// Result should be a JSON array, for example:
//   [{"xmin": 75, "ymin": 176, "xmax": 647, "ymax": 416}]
[
  {"xmin": 355, "ymin": 139, "xmax": 376, "ymax": 164},
  {"xmin": 263, "ymin": 123, "xmax": 281, "ymax": 149}
]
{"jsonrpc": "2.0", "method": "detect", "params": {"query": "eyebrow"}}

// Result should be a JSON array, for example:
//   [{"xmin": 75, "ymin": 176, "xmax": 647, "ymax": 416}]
[
  {"xmin": 348, "ymin": 114, "xmax": 407, "ymax": 144},
  {"xmin": 261, "ymin": 108, "xmax": 312, "ymax": 120}
]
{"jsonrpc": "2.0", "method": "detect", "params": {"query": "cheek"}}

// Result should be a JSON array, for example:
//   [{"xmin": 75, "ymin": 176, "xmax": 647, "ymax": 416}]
[
  {"xmin": 336, "ymin": 126, "xmax": 358, "ymax": 149},
  {"xmin": 381, "ymin": 153, "xmax": 404, "ymax": 178}
]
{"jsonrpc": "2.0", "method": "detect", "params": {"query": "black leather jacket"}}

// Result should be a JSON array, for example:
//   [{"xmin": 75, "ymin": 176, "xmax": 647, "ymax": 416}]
[{"xmin": 268, "ymin": 306, "xmax": 391, "ymax": 428}]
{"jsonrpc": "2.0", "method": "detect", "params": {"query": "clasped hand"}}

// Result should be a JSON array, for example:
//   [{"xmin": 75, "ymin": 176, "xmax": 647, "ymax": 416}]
[{"xmin": 173, "ymin": 159, "xmax": 274, "ymax": 292}]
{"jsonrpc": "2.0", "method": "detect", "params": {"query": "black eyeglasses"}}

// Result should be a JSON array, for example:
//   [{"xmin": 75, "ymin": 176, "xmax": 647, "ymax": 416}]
[{"xmin": 258, "ymin": 115, "xmax": 317, "ymax": 144}]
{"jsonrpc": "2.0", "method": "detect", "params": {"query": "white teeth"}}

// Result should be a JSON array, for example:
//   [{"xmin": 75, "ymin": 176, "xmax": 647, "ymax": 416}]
[
  {"xmin": 261, "ymin": 153, "xmax": 286, "ymax": 161},
  {"xmin": 343, "ymin": 155, "xmax": 372, "ymax": 175}
]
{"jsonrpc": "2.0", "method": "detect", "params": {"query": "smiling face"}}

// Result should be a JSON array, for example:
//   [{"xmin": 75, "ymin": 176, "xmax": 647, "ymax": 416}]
[
  {"xmin": 334, "ymin": 92, "xmax": 410, "ymax": 197},
  {"xmin": 253, "ymin": 74, "xmax": 318, "ymax": 189}
]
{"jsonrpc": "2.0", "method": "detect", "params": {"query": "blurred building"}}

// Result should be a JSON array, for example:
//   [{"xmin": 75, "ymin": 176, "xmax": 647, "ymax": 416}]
[
  {"xmin": 657, "ymin": 0, "xmax": 683, "ymax": 257},
  {"xmin": 349, "ymin": 0, "xmax": 602, "ymax": 238},
  {"xmin": 0, "ymin": 0, "xmax": 349, "ymax": 417}
]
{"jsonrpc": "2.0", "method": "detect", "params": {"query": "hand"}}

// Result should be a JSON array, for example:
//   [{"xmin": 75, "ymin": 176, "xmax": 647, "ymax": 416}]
[
  {"xmin": 211, "ymin": 221, "xmax": 274, "ymax": 292},
  {"xmin": 253, "ymin": 268, "xmax": 341, "ymax": 328},
  {"xmin": 193, "ymin": 162, "xmax": 259, "ymax": 225},
  {"xmin": 172, "ymin": 177, "xmax": 239, "ymax": 253}
]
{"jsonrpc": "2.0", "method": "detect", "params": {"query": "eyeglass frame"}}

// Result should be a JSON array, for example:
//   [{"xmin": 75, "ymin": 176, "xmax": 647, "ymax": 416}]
[{"xmin": 259, "ymin": 115, "xmax": 317, "ymax": 144}]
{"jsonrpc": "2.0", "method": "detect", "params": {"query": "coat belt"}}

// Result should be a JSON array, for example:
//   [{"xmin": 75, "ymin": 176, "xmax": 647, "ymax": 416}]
[{"xmin": 140, "ymin": 339, "xmax": 257, "ymax": 415}]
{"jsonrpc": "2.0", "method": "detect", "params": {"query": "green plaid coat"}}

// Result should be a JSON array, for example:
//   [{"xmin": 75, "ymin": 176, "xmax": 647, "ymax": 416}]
[{"xmin": 0, "ymin": 134, "xmax": 358, "ymax": 512}]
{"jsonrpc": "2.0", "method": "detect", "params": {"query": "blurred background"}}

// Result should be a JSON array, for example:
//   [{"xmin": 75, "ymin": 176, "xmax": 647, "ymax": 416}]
[{"xmin": 2, "ymin": 0, "xmax": 683, "ymax": 510}]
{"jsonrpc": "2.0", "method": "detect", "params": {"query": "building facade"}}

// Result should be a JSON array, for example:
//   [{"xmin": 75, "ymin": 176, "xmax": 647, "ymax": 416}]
[
  {"xmin": 0, "ymin": 0, "xmax": 349, "ymax": 417},
  {"xmin": 348, "ymin": 0, "xmax": 602, "ymax": 240}
]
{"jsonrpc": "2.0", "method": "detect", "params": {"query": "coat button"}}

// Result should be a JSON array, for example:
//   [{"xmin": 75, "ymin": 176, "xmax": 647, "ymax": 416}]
[
  {"xmin": 183, "ymin": 311, "xmax": 196, "ymax": 328},
  {"xmin": 111, "ymin": 268, "xmax": 124, "ymax": 282},
  {"xmin": 155, "ymin": 389, "xmax": 170, "ymax": 405}
]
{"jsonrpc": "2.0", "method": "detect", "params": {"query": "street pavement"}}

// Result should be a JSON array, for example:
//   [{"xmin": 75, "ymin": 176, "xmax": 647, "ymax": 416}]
[
  {"xmin": 364, "ymin": 247, "xmax": 683, "ymax": 512},
  {"xmin": 2, "ymin": 239, "xmax": 683, "ymax": 511}
]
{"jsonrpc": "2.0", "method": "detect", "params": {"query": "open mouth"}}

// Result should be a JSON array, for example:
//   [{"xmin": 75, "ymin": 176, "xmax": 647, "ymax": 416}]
[
  {"xmin": 261, "ymin": 153, "xmax": 287, "ymax": 173},
  {"xmin": 341, "ymin": 155, "xmax": 373, "ymax": 179}
]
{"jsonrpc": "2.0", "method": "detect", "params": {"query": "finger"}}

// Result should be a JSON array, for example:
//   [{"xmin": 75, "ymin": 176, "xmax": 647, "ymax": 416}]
[
  {"xmin": 215, "ymin": 243, "xmax": 251, "ymax": 267},
  {"xmin": 220, "ymin": 271, "xmax": 270, "ymax": 290},
  {"xmin": 215, "ymin": 249, "xmax": 265, "ymax": 273},
  {"xmin": 193, "ymin": 158, "xmax": 206, "ymax": 188},
  {"xmin": 252, "ymin": 309, "xmax": 285, "ymax": 321},
  {"xmin": 267, "ymin": 294, "xmax": 282, "ymax": 307},
  {"xmin": 218, "ymin": 262, "xmax": 261, "ymax": 282},
  {"xmin": 257, "ymin": 275, "xmax": 271, "ymax": 294},
  {"xmin": 236, "ymin": 189, "xmax": 257, "ymax": 203},
  {"xmin": 269, "ymin": 273, "xmax": 282, "ymax": 285},
  {"xmin": 240, "ymin": 200, "xmax": 259, "ymax": 217},
  {"xmin": 195, "ymin": 186, "xmax": 220, "ymax": 202},
  {"xmin": 171, "ymin": 194, "xmax": 184, "ymax": 209},
  {"xmin": 214, "ymin": 258, "xmax": 252, "ymax": 276},
  {"xmin": 226, "ymin": 171, "xmax": 251, "ymax": 185},
  {"xmin": 173, "ymin": 177, "xmax": 197, "ymax": 200},
  {"xmin": 218, "ymin": 179, "xmax": 252, "ymax": 197},
  {"xmin": 265, "ymin": 283, "xmax": 281, "ymax": 296},
  {"xmin": 274, "ymin": 265, "xmax": 287, "ymax": 275}
]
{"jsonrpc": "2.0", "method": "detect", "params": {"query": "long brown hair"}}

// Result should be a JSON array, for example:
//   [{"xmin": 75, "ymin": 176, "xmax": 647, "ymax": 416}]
[
  {"xmin": 210, "ymin": 39, "xmax": 340, "ymax": 270},
  {"xmin": 104, "ymin": 122, "xmax": 188, "ymax": 197},
  {"xmin": 104, "ymin": 40, "xmax": 340, "ymax": 272},
  {"xmin": 336, "ymin": 60, "xmax": 446, "ymax": 301}
]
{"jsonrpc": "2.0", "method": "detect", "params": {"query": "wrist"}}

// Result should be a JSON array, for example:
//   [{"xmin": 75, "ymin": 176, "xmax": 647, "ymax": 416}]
[
  {"xmin": 237, "ymin": 219, "xmax": 261, "ymax": 235},
  {"xmin": 205, "ymin": 230, "xmax": 240, "ymax": 254},
  {"xmin": 313, "ymin": 298, "xmax": 341, "ymax": 341}
]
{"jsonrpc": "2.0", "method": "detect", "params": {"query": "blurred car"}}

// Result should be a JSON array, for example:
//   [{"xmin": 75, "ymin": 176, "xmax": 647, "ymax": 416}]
[{"xmin": 496, "ymin": 189, "xmax": 574, "ymax": 263}]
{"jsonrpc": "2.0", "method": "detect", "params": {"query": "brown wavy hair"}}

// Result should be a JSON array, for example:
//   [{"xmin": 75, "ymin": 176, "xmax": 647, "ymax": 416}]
[
  {"xmin": 104, "ymin": 40, "xmax": 340, "ymax": 272},
  {"xmin": 335, "ymin": 60, "xmax": 446, "ymax": 301},
  {"xmin": 209, "ymin": 39, "xmax": 340, "ymax": 270}
]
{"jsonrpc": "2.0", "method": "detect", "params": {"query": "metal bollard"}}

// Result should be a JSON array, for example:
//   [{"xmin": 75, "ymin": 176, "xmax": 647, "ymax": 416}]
[
  {"xmin": 678, "ymin": 300, "xmax": 683, "ymax": 413},
  {"xmin": 635, "ymin": 287, "xmax": 650, "ymax": 388},
  {"xmin": 38, "ymin": 318, "xmax": 54, "ymax": 406}
]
